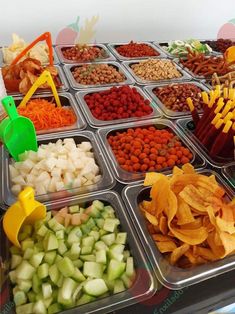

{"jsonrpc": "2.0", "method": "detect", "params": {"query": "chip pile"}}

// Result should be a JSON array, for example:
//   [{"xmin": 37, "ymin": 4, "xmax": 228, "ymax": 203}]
[{"xmin": 141, "ymin": 164, "xmax": 235, "ymax": 268}]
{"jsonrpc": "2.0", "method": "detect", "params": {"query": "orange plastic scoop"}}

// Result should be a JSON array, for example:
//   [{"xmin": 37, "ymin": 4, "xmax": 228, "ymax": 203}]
[
  {"xmin": 10, "ymin": 32, "xmax": 53, "ymax": 66},
  {"xmin": 225, "ymin": 46, "xmax": 235, "ymax": 63}
]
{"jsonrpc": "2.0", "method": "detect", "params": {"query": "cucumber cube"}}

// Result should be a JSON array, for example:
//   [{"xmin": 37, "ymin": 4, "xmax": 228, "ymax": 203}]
[
  {"xmin": 69, "ymin": 205, "xmax": 79, "ymax": 213},
  {"xmin": 55, "ymin": 254, "xmax": 63, "ymax": 263},
  {"xmin": 83, "ymin": 279, "xmax": 108, "ymax": 296},
  {"xmin": 49, "ymin": 264, "xmax": 60, "ymax": 284},
  {"xmin": 58, "ymin": 240, "xmax": 68, "ymax": 255},
  {"xmin": 18, "ymin": 232, "xmax": 28, "ymax": 241},
  {"xmin": 11, "ymin": 255, "xmax": 22, "ymax": 269},
  {"xmin": 73, "ymin": 259, "xmax": 83, "ymax": 269},
  {"xmin": 27, "ymin": 291, "xmax": 36, "ymax": 302},
  {"xmin": 113, "ymin": 279, "xmax": 125, "ymax": 293},
  {"xmin": 92, "ymin": 200, "xmax": 104, "ymax": 210},
  {"xmin": 45, "ymin": 211, "xmax": 52, "ymax": 221},
  {"xmin": 30, "ymin": 252, "xmax": 44, "ymax": 268},
  {"xmin": 16, "ymin": 261, "xmax": 35, "ymax": 280},
  {"xmin": 33, "ymin": 300, "xmax": 46, "ymax": 314},
  {"xmin": 80, "ymin": 254, "xmax": 96, "ymax": 262},
  {"xmin": 103, "ymin": 274, "xmax": 115, "ymax": 291},
  {"xmin": 94, "ymin": 241, "xmax": 108, "ymax": 251},
  {"xmin": 42, "ymin": 283, "xmax": 52, "ymax": 299},
  {"xmin": 121, "ymin": 273, "xmax": 133, "ymax": 288},
  {"xmin": 48, "ymin": 303, "xmax": 62, "ymax": 314},
  {"xmin": 101, "ymin": 233, "xmax": 115, "ymax": 246},
  {"xmin": 87, "ymin": 205, "xmax": 100, "ymax": 218},
  {"xmin": 56, "ymin": 274, "xmax": 64, "ymax": 288},
  {"xmin": 22, "ymin": 224, "xmax": 33, "ymax": 236},
  {"xmin": 43, "ymin": 297, "xmax": 53, "ymax": 308},
  {"xmin": 37, "ymin": 263, "xmax": 49, "ymax": 279},
  {"xmin": 96, "ymin": 218, "xmax": 105, "ymax": 229},
  {"xmin": 69, "ymin": 243, "xmax": 81, "ymax": 259},
  {"xmin": 58, "ymin": 278, "xmax": 77, "ymax": 306},
  {"xmin": 21, "ymin": 239, "xmax": 34, "ymax": 251},
  {"xmin": 86, "ymin": 218, "xmax": 96, "ymax": 231},
  {"xmin": 107, "ymin": 259, "xmax": 125, "ymax": 281},
  {"xmin": 81, "ymin": 246, "xmax": 93, "ymax": 255},
  {"xmin": 100, "ymin": 229, "xmax": 108, "ymax": 237},
  {"xmin": 44, "ymin": 251, "xmax": 56, "ymax": 265},
  {"xmin": 9, "ymin": 270, "xmax": 17, "ymax": 283},
  {"xmin": 123, "ymin": 250, "xmax": 131, "ymax": 261},
  {"xmin": 95, "ymin": 250, "xmax": 107, "ymax": 264},
  {"xmin": 115, "ymin": 232, "xmax": 127, "ymax": 245},
  {"xmin": 14, "ymin": 291, "xmax": 27, "ymax": 306},
  {"xmin": 83, "ymin": 261, "xmax": 104, "ymax": 278},
  {"xmin": 67, "ymin": 227, "xmax": 82, "ymax": 246},
  {"xmin": 72, "ymin": 283, "xmax": 83, "ymax": 302},
  {"xmin": 76, "ymin": 294, "xmax": 96, "ymax": 305},
  {"xmin": 126, "ymin": 257, "xmax": 135, "ymax": 277},
  {"xmin": 48, "ymin": 217, "xmax": 64, "ymax": 232},
  {"xmin": 32, "ymin": 274, "xmax": 41, "ymax": 293},
  {"xmin": 82, "ymin": 236, "xmax": 95, "ymax": 247},
  {"xmin": 57, "ymin": 257, "xmax": 75, "ymax": 277},
  {"xmin": 23, "ymin": 247, "xmax": 34, "ymax": 260},
  {"xmin": 56, "ymin": 229, "xmax": 65, "ymax": 240},
  {"xmin": 89, "ymin": 230, "xmax": 100, "ymax": 241},
  {"xmin": 37, "ymin": 224, "xmax": 49, "ymax": 237},
  {"xmin": 103, "ymin": 218, "xmax": 120, "ymax": 232},
  {"xmin": 16, "ymin": 303, "xmax": 34, "ymax": 314},
  {"xmin": 71, "ymin": 268, "xmax": 86, "ymax": 282},
  {"xmin": 43, "ymin": 233, "xmax": 58, "ymax": 251},
  {"xmin": 10, "ymin": 246, "xmax": 21, "ymax": 255},
  {"xmin": 80, "ymin": 224, "xmax": 90, "ymax": 235},
  {"xmin": 104, "ymin": 205, "xmax": 115, "ymax": 216},
  {"xmin": 17, "ymin": 280, "xmax": 32, "ymax": 293},
  {"xmin": 109, "ymin": 244, "xmax": 125, "ymax": 261}
]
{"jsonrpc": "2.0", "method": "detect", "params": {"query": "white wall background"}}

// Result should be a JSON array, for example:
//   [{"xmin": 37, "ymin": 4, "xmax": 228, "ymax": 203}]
[{"xmin": 0, "ymin": 0, "xmax": 234, "ymax": 45}]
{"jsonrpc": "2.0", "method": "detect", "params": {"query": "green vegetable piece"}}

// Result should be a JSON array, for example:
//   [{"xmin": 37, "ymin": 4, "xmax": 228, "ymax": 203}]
[
  {"xmin": 18, "ymin": 232, "xmax": 28, "ymax": 242},
  {"xmin": 37, "ymin": 224, "xmax": 49, "ymax": 237},
  {"xmin": 80, "ymin": 254, "xmax": 96, "ymax": 262},
  {"xmin": 81, "ymin": 246, "xmax": 93, "ymax": 255},
  {"xmin": 126, "ymin": 257, "xmax": 135, "ymax": 277},
  {"xmin": 56, "ymin": 274, "xmax": 64, "ymax": 288},
  {"xmin": 113, "ymin": 279, "xmax": 125, "ymax": 293},
  {"xmin": 29, "ymin": 252, "xmax": 44, "ymax": 268},
  {"xmin": 42, "ymin": 283, "xmax": 53, "ymax": 299},
  {"xmin": 58, "ymin": 240, "xmax": 68, "ymax": 255},
  {"xmin": 123, "ymin": 250, "xmax": 130, "ymax": 261},
  {"xmin": 95, "ymin": 249, "xmax": 107, "ymax": 264},
  {"xmin": 49, "ymin": 264, "xmax": 59, "ymax": 284},
  {"xmin": 92, "ymin": 200, "xmax": 104, "ymax": 210},
  {"xmin": 121, "ymin": 273, "xmax": 133, "ymax": 288},
  {"xmin": 10, "ymin": 246, "xmax": 21, "ymax": 255},
  {"xmin": 82, "ymin": 236, "xmax": 95, "ymax": 247},
  {"xmin": 67, "ymin": 226, "xmax": 82, "ymax": 246},
  {"xmin": 115, "ymin": 232, "xmax": 127, "ymax": 245},
  {"xmin": 43, "ymin": 232, "xmax": 58, "ymax": 251},
  {"xmin": 73, "ymin": 259, "xmax": 83, "ymax": 269},
  {"xmin": 11, "ymin": 254, "xmax": 22, "ymax": 269},
  {"xmin": 103, "ymin": 274, "xmax": 115, "ymax": 291},
  {"xmin": 33, "ymin": 300, "xmax": 47, "ymax": 314},
  {"xmin": 44, "ymin": 251, "xmax": 56, "ymax": 265},
  {"xmin": 43, "ymin": 297, "xmax": 53, "ymax": 308},
  {"xmin": 27, "ymin": 291, "xmax": 36, "ymax": 302},
  {"xmin": 101, "ymin": 233, "xmax": 115, "ymax": 246},
  {"xmin": 76, "ymin": 294, "xmax": 96, "ymax": 305},
  {"xmin": 58, "ymin": 277, "xmax": 77, "ymax": 306},
  {"xmin": 16, "ymin": 261, "xmax": 35, "ymax": 280},
  {"xmin": 89, "ymin": 230, "xmax": 100, "ymax": 241},
  {"xmin": 69, "ymin": 243, "xmax": 81, "ymax": 260},
  {"xmin": 21, "ymin": 239, "xmax": 34, "ymax": 251},
  {"xmin": 32, "ymin": 274, "xmax": 41, "ymax": 293},
  {"xmin": 104, "ymin": 205, "xmax": 115, "ymax": 217},
  {"xmin": 37, "ymin": 263, "xmax": 49, "ymax": 279},
  {"xmin": 107, "ymin": 259, "xmax": 125, "ymax": 281},
  {"xmin": 23, "ymin": 247, "xmax": 34, "ymax": 260},
  {"xmin": 83, "ymin": 279, "xmax": 108, "ymax": 296},
  {"xmin": 48, "ymin": 303, "xmax": 62, "ymax": 314},
  {"xmin": 71, "ymin": 267, "xmax": 86, "ymax": 282},
  {"xmin": 14, "ymin": 291, "xmax": 27, "ymax": 306},
  {"xmin": 83, "ymin": 261, "xmax": 104, "ymax": 278},
  {"xmin": 86, "ymin": 217, "xmax": 96, "ymax": 231},
  {"xmin": 55, "ymin": 229, "xmax": 64, "ymax": 240},
  {"xmin": 72, "ymin": 283, "xmax": 83, "ymax": 302},
  {"xmin": 94, "ymin": 241, "xmax": 108, "ymax": 251},
  {"xmin": 15, "ymin": 303, "xmax": 34, "ymax": 314},
  {"xmin": 9, "ymin": 270, "xmax": 17, "ymax": 283},
  {"xmin": 48, "ymin": 217, "xmax": 65, "ymax": 232},
  {"xmin": 103, "ymin": 218, "xmax": 120, "ymax": 232},
  {"xmin": 17, "ymin": 280, "xmax": 32, "ymax": 293},
  {"xmin": 69, "ymin": 205, "xmax": 79, "ymax": 213},
  {"xmin": 96, "ymin": 218, "xmax": 105, "ymax": 229},
  {"xmin": 57, "ymin": 257, "xmax": 75, "ymax": 277}
]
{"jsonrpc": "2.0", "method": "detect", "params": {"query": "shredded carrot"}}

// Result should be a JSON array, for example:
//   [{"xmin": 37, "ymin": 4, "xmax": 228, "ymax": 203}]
[{"xmin": 18, "ymin": 99, "xmax": 77, "ymax": 131}]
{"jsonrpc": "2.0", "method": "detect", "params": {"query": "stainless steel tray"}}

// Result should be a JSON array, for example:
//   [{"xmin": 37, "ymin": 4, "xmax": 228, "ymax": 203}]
[
  {"xmin": 222, "ymin": 162, "xmax": 235, "ymax": 189},
  {"xmin": 123, "ymin": 59, "xmax": 192, "ymax": 85},
  {"xmin": 144, "ymin": 81, "xmax": 210, "ymax": 119},
  {"xmin": 55, "ymin": 43, "xmax": 116, "ymax": 64},
  {"xmin": 97, "ymin": 118, "xmax": 206, "ymax": 184},
  {"xmin": 2, "ymin": 65, "xmax": 69, "ymax": 96},
  {"xmin": 13, "ymin": 92, "xmax": 87, "ymax": 135},
  {"xmin": 0, "ymin": 46, "xmax": 59, "ymax": 67},
  {"xmin": 75, "ymin": 85, "xmax": 162, "ymax": 128},
  {"xmin": 107, "ymin": 41, "xmax": 166, "ymax": 61},
  {"xmin": 176, "ymin": 117, "xmax": 234, "ymax": 168},
  {"xmin": 1, "ymin": 130, "xmax": 115, "ymax": 206},
  {"xmin": 63, "ymin": 61, "xmax": 135, "ymax": 90},
  {"xmin": 122, "ymin": 169, "xmax": 235, "ymax": 290},
  {"xmin": 0, "ymin": 190, "xmax": 157, "ymax": 313}
]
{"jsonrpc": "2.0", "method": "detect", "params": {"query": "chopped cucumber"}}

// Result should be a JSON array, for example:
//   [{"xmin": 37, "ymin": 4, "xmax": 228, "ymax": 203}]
[
  {"xmin": 18, "ymin": 232, "xmax": 28, "ymax": 242},
  {"xmin": 33, "ymin": 300, "xmax": 46, "ymax": 314},
  {"xmin": 57, "ymin": 257, "xmax": 74, "ymax": 277},
  {"xmin": 48, "ymin": 303, "xmax": 62, "ymax": 314},
  {"xmin": 56, "ymin": 274, "xmax": 64, "ymax": 288},
  {"xmin": 103, "ymin": 274, "xmax": 115, "ymax": 291},
  {"xmin": 94, "ymin": 241, "xmax": 108, "ymax": 251},
  {"xmin": 80, "ymin": 224, "xmax": 90, "ymax": 235},
  {"xmin": 42, "ymin": 283, "xmax": 52, "ymax": 299},
  {"xmin": 30, "ymin": 252, "xmax": 44, "ymax": 268},
  {"xmin": 82, "ymin": 236, "xmax": 95, "ymax": 247},
  {"xmin": 113, "ymin": 279, "xmax": 125, "ymax": 293},
  {"xmin": 101, "ymin": 233, "xmax": 115, "ymax": 246},
  {"xmin": 37, "ymin": 224, "xmax": 49, "ymax": 237},
  {"xmin": 83, "ymin": 261, "xmax": 104, "ymax": 278},
  {"xmin": 86, "ymin": 218, "xmax": 96, "ymax": 231},
  {"xmin": 11, "ymin": 255, "xmax": 23, "ymax": 269},
  {"xmin": 9, "ymin": 270, "xmax": 17, "ymax": 283},
  {"xmin": 16, "ymin": 303, "xmax": 34, "ymax": 314},
  {"xmin": 83, "ymin": 279, "xmax": 108, "ymax": 296},
  {"xmin": 107, "ymin": 259, "xmax": 125, "ymax": 281},
  {"xmin": 55, "ymin": 229, "xmax": 64, "ymax": 240},
  {"xmin": 115, "ymin": 232, "xmax": 127, "ymax": 245},
  {"xmin": 89, "ymin": 230, "xmax": 100, "ymax": 241},
  {"xmin": 27, "ymin": 291, "xmax": 36, "ymax": 302},
  {"xmin": 21, "ymin": 239, "xmax": 34, "ymax": 251},
  {"xmin": 103, "ymin": 218, "xmax": 120, "ymax": 232},
  {"xmin": 96, "ymin": 218, "xmax": 105, "ymax": 229},
  {"xmin": 72, "ymin": 283, "xmax": 83, "ymax": 302},
  {"xmin": 92, "ymin": 200, "xmax": 104, "ymax": 210},
  {"xmin": 14, "ymin": 290, "xmax": 27, "ymax": 306},
  {"xmin": 95, "ymin": 250, "xmax": 107, "ymax": 264},
  {"xmin": 37, "ymin": 263, "xmax": 49, "ymax": 279},
  {"xmin": 126, "ymin": 257, "xmax": 135, "ymax": 277},
  {"xmin": 10, "ymin": 246, "xmax": 21, "ymax": 255},
  {"xmin": 23, "ymin": 248, "xmax": 34, "ymax": 260},
  {"xmin": 55, "ymin": 254, "xmax": 62, "ymax": 263},
  {"xmin": 67, "ymin": 227, "xmax": 82, "ymax": 246},
  {"xmin": 73, "ymin": 259, "xmax": 83, "ymax": 269},
  {"xmin": 71, "ymin": 268, "xmax": 86, "ymax": 282},
  {"xmin": 49, "ymin": 264, "xmax": 59, "ymax": 284},
  {"xmin": 32, "ymin": 274, "xmax": 41, "ymax": 293},
  {"xmin": 48, "ymin": 217, "xmax": 64, "ymax": 232},
  {"xmin": 43, "ymin": 297, "xmax": 53, "ymax": 308},
  {"xmin": 43, "ymin": 233, "xmax": 58, "ymax": 251},
  {"xmin": 81, "ymin": 246, "xmax": 93, "ymax": 255},
  {"xmin": 17, "ymin": 280, "xmax": 32, "ymax": 293},
  {"xmin": 58, "ymin": 277, "xmax": 77, "ymax": 306},
  {"xmin": 121, "ymin": 273, "xmax": 133, "ymax": 288},
  {"xmin": 58, "ymin": 240, "xmax": 68, "ymax": 255},
  {"xmin": 123, "ymin": 250, "xmax": 130, "ymax": 261},
  {"xmin": 69, "ymin": 205, "xmax": 79, "ymax": 213},
  {"xmin": 16, "ymin": 261, "xmax": 35, "ymax": 280},
  {"xmin": 80, "ymin": 254, "xmax": 96, "ymax": 262},
  {"xmin": 44, "ymin": 251, "xmax": 56, "ymax": 265},
  {"xmin": 76, "ymin": 293, "xmax": 96, "ymax": 305}
]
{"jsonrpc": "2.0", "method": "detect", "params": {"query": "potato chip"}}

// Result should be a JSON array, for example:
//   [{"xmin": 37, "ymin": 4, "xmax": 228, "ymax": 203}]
[
  {"xmin": 193, "ymin": 246, "xmax": 217, "ymax": 261},
  {"xmin": 176, "ymin": 197, "xmax": 195, "ymax": 225},
  {"xmin": 170, "ymin": 243, "xmax": 190, "ymax": 265},
  {"xmin": 180, "ymin": 217, "xmax": 203, "ymax": 230},
  {"xmin": 216, "ymin": 217, "xmax": 235, "ymax": 234},
  {"xmin": 156, "ymin": 241, "xmax": 177, "ymax": 253},
  {"xmin": 143, "ymin": 210, "xmax": 158, "ymax": 226},
  {"xmin": 152, "ymin": 234, "xmax": 174, "ymax": 242},
  {"xmin": 184, "ymin": 249, "xmax": 198, "ymax": 264},
  {"xmin": 144, "ymin": 172, "xmax": 166, "ymax": 186},
  {"xmin": 159, "ymin": 215, "xmax": 168, "ymax": 235},
  {"xmin": 151, "ymin": 177, "xmax": 170, "ymax": 217},
  {"xmin": 182, "ymin": 163, "xmax": 195, "ymax": 174},
  {"xmin": 180, "ymin": 185, "xmax": 209, "ymax": 212}
]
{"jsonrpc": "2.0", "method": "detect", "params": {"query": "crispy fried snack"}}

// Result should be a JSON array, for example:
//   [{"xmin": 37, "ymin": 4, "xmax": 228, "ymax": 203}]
[{"xmin": 141, "ymin": 164, "xmax": 235, "ymax": 267}]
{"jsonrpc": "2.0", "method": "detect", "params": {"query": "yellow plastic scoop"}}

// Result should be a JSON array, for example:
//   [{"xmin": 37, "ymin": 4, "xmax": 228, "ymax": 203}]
[
  {"xmin": 3, "ymin": 187, "xmax": 46, "ymax": 247},
  {"xmin": 225, "ymin": 46, "xmax": 235, "ymax": 63},
  {"xmin": 18, "ymin": 70, "xmax": 62, "ymax": 109}
]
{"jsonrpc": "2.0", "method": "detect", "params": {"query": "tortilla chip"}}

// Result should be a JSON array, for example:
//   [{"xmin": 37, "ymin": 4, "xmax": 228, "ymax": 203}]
[
  {"xmin": 193, "ymin": 246, "xmax": 217, "ymax": 261},
  {"xmin": 144, "ymin": 172, "xmax": 166, "ymax": 186},
  {"xmin": 182, "ymin": 163, "xmax": 196, "ymax": 174},
  {"xmin": 170, "ymin": 226, "xmax": 208, "ymax": 245},
  {"xmin": 143, "ymin": 210, "xmax": 158, "ymax": 226},
  {"xmin": 180, "ymin": 217, "xmax": 203, "ymax": 230},
  {"xmin": 197, "ymin": 178, "xmax": 225, "ymax": 198},
  {"xmin": 172, "ymin": 165, "xmax": 184, "ymax": 176},
  {"xmin": 220, "ymin": 204, "xmax": 234, "ymax": 222},
  {"xmin": 218, "ymin": 232, "xmax": 235, "ymax": 257},
  {"xmin": 156, "ymin": 241, "xmax": 177, "ymax": 253},
  {"xmin": 151, "ymin": 177, "xmax": 170, "ymax": 217},
  {"xmin": 216, "ymin": 217, "xmax": 235, "ymax": 234},
  {"xmin": 170, "ymin": 243, "xmax": 190, "ymax": 265},
  {"xmin": 179, "ymin": 185, "xmax": 209, "ymax": 212},
  {"xmin": 176, "ymin": 196, "xmax": 195, "ymax": 225}
]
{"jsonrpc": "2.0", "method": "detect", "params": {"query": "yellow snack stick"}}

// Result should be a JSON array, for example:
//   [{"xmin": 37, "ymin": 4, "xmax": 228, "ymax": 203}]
[
  {"xmin": 212, "ymin": 113, "xmax": 222, "ymax": 125},
  {"xmin": 221, "ymin": 103, "xmax": 232, "ymax": 117},
  {"xmin": 214, "ymin": 98, "xmax": 224, "ymax": 114},
  {"xmin": 229, "ymin": 88, "xmax": 235, "ymax": 100},
  {"xmin": 201, "ymin": 91, "xmax": 209, "ymax": 105},
  {"xmin": 186, "ymin": 97, "xmax": 194, "ymax": 112},
  {"xmin": 224, "ymin": 112, "xmax": 233, "ymax": 123},
  {"xmin": 222, "ymin": 120, "xmax": 232, "ymax": 133},
  {"xmin": 223, "ymin": 87, "xmax": 228, "ymax": 99},
  {"xmin": 215, "ymin": 119, "xmax": 224, "ymax": 129},
  {"xmin": 215, "ymin": 85, "xmax": 221, "ymax": 96}
]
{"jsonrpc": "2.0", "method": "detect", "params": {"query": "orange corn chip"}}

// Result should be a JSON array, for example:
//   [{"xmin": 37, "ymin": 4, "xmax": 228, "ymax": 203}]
[
  {"xmin": 159, "ymin": 215, "xmax": 168, "ymax": 235},
  {"xmin": 156, "ymin": 241, "xmax": 177, "ymax": 253},
  {"xmin": 193, "ymin": 246, "xmax": 217, "ymax": 261},
  {"xmin": 176, "ymin": 196, "xmax": 195, "ymax": 225},
  {"xmin": 152, "ymin": 234, "xmax": 174, "ymax": 242},
  {"xmin": 182, "ymin": 163, "xmax": 196, "ymax": 174},
  {"xmin": 170, "ymin": 243, "xmax": 190, "ymax": 265}
]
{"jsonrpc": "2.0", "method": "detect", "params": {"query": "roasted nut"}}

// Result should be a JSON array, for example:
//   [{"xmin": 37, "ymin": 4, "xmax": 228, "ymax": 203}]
[{"xmin": 130, "ymin": 59, "xmax": 182, "ymax": 81}]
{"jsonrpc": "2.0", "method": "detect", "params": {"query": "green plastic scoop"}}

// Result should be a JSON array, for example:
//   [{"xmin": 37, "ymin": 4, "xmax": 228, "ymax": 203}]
[{"xmin": 0, "ymin": 96, "xmax": 37, "ymax": 161}]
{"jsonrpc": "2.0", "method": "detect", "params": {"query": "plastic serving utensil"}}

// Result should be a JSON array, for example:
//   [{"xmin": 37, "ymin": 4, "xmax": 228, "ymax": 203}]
[
  {"xmin": 11, "ymin": 32, "xmax": 53, "ymax": 66},
  {"xmin": 3, "ymin": 187, "xmax": 46, "ymax": 247},
  {"xmin": 18, "ymin": 70, "xmax": 62, "ymax": 108},
  {"xmin": 225, "ymin": 46, "xmax": 235, "ymax": 63},
  {"xmin": 0, "ymin": 96, "xmax": 37, "ymax": 161}
]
